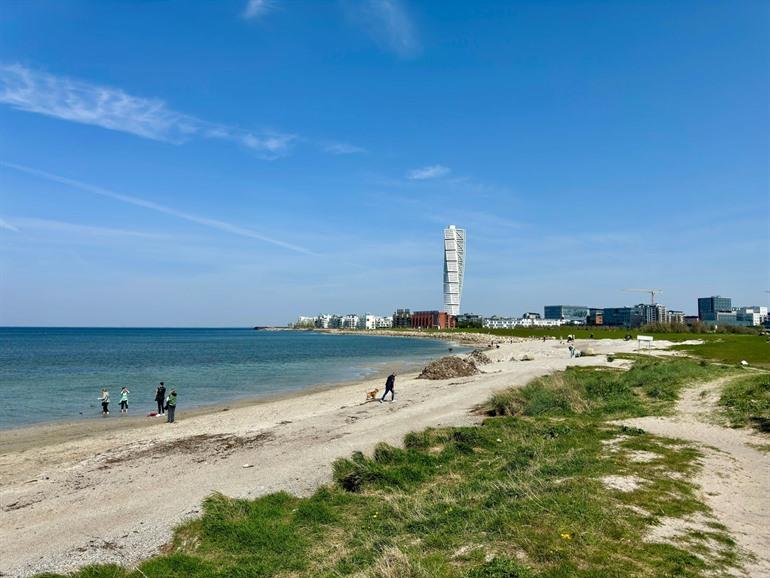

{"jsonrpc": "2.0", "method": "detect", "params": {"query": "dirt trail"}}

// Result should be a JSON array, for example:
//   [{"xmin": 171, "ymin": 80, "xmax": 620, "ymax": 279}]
[{"xmin": 619, "ymin": 376, "xmax": 770, "ymax": 577}]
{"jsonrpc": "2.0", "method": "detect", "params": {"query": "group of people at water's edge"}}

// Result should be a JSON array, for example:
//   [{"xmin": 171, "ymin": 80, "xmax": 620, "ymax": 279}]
[{"xmin": 97, "ymin": 382, "xmax": 177, "ymax": 423}]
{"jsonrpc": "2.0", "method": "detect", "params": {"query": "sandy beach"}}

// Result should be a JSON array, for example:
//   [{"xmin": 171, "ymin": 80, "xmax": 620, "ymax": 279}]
[{"xmin": 1, "ymin": 336, "xmax": 767, "ymax": 577}]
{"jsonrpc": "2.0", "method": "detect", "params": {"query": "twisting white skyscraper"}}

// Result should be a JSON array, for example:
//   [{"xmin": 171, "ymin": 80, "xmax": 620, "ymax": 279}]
[{"xmin": 443, "ymin": 225, "xmax": 465, "ymax": 316}]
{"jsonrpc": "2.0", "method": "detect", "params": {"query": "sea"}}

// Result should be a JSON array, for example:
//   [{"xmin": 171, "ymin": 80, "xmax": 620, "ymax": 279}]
[{"xmin": 0, "ymin": 328, "xmax": 462, "ymax": 430}]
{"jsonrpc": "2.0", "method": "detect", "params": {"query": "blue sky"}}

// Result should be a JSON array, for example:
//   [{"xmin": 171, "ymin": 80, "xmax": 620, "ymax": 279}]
[{"xmin": 0, "ymin": 0, "xmax": 767, "ymax": 326}]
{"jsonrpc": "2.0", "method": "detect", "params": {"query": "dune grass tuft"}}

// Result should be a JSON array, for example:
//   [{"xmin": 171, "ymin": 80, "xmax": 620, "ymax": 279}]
[{"xmin": 718, "ymin": 372, "xmax": 770, "ymax": 433}]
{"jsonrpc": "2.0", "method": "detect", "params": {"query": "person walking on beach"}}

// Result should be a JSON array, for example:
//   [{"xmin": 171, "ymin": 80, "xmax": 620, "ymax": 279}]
[
  {"xmin": 166, "ymin": 389, "xmax": 177, "ymax": 423},
  {"xmin": 380, "ymin": 372, "xmax": 396, "ymax": 403},
  {"xmin": 98, "ymin": 388, "xmax": 110, "ymax": 416},
  {"xmin": 155, "ymin": 382, "xmax": 166, "ymax": 416},
  {"xmin": 119, "ymin": 387, "xmax": 129, "ymax": 414}
]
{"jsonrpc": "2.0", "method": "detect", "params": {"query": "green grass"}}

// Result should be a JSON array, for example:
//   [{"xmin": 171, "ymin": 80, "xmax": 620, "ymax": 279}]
[
  {"xmin": 40, "ymin": 359, "xmax": 744, "ymax": 578},
  {"xmin": 390, "ymin": 325, "xmax": 770, "ymax": 368},
  {"xmin": 671, "ymin": 335, "xmax": 770, "ymax": 368},
  {"xmin": 718, "ymin": 372, "xmax": 770, "ymax": 433},
  {"xmin": 487, "ymin": 357, "xmax": 732, "ymax": 419}
]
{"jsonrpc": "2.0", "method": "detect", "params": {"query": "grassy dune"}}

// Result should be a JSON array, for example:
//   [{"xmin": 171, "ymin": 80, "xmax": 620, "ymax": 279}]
[
  {"xmin": 718, "ymin": 372, "xmax": 770, "ymax": 433},
  {"xmin": 40, "ymin": 359, "xmax": 745, "ymax": 578}
]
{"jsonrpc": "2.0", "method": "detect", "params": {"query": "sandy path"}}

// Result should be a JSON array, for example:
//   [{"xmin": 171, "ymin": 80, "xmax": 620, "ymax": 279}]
[
  {"xmin": 619, "ymin": 376, "xmax": 770, "ymax": 577},
  {"xmin": 0, "ymin": 338, "xmax": 643, "ymax": 578}
]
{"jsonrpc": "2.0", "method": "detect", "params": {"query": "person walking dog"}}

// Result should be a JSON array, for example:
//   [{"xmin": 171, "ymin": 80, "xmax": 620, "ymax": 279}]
[{"xmin": 380, "ymin": 372, "xmax": 396, "ymax": 403}]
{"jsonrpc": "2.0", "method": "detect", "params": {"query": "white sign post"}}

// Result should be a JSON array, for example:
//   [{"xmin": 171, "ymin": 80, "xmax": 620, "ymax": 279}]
[{"xmin": 637, "ymin": 335, "xmax": 653, "ymax": 350}]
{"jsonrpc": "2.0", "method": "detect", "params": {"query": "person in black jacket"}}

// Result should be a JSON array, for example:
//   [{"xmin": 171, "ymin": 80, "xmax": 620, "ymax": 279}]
[
  {"xmin": 380, "ymin": 372, "xmax": 396, "ymax": 403},
  {"xmin": 155, "ymin": 382, "xmax": 166, "ymax": 416}
]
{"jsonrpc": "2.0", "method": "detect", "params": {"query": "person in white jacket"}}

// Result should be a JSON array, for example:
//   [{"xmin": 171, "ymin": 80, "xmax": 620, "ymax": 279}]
[{"xmin": 98, "ymin": 389, "xmax": 110, "ymax": 416}]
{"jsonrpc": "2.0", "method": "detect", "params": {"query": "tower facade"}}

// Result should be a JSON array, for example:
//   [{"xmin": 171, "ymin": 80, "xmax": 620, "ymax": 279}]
[{"xmin": 443, "ymin": 225, "xmax": 465, "ymax": 316}]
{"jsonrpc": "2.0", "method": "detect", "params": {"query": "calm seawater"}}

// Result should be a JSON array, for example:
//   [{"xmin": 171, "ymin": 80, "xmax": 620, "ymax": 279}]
[{"xmin": 0, "ymin": 328, "xmax": 461, "ymax": 429}]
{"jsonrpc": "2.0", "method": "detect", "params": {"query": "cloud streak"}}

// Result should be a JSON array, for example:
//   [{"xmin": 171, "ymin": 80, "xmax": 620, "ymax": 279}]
[
  {"xmin": 345, "ymin": 0, "xmax": 419, "ymax": 58},
  {"xmin": 321, "ymin": 141, "xmax": 367, "ymax": 155},
  {"xmin": 3, "ymin": 217, "xmax": 172, "ymax": 240},
  {"xmin": 0, "ymin": 64, "xmax": 295, "ymax": 159},
  {"xmin": 242, "ymin": 0, "xmax": 273, "ymax": 19},
  {"xmin": 1, "ymin": 162, "xmax": 317, "ymax": 255},
  {"xmin": 0, "ymin": 217, "xmax": 19, "ymax": 232},
  {"xmin": 407, "ymin": 164, "xmax": 451, "ymax": 180}
]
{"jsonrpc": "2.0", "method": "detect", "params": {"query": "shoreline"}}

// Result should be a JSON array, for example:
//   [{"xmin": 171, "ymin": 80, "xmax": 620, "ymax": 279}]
[
  {"xmin": 0, "ymin": 351, "xmax": 461, "ymax": 452},
  {"xmin": 0, "ymin": 332, "xmax": 468, "ymax": 438},
  {"xmin": 1, "ymin": 336, "xmax": 646, "ymax": 577},
  {"xmin": 312, "ymin": 327, "xmax": 500, "ymax": 346}
]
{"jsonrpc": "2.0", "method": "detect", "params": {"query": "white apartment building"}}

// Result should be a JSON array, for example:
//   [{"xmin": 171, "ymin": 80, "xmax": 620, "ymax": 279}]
[
  {"xmin": 736, "ymin": 306, "xmax": 768, "ymax": 326},
  {"xmin": 375, "ymin": 315, "xmax": 393, "ymax": 328},
  {"xmin": 358, "ymin": 314, "xmax": 377, "ymax": 330},
  {"xmin": 483, "ymin": 316, "xmax": 518, "ymax": 329},
  {"xmin": 297, "ymin": 313, "xmax": 394, "ymax": 330},
  {"xmin": 482, "ymin": 316, "xmax": 562, "ymax": 329},
  {"xmin": 315, "ymin": 314, "xmax": 333, "ymax": 328},
  {"xmin": 667, "ymin": 310, "xmax": 685, "ymax": 324},
  {"xmin": 340, "ymin": 314, "xmax": 359, "ymax": 329},
  {"xmin": 637, "ymin": 303, "xmax": 668, "ymax": 325},
  {"xmin": 358, "ymin": 314, "xmax": 395, "ymax": 329},
  {"xmin": 443, "ymin": 225, "xmax": 465, "ymax": 316},
  {"xmin": 517, "ymin": 318, "xmax": 562, "ymax": 327}
]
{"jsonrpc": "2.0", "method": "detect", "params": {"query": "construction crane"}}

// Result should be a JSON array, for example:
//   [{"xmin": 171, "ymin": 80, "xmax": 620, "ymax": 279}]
[{"xmin": 624, "ymin": 288, "xmax": 663, "ymax": 305}]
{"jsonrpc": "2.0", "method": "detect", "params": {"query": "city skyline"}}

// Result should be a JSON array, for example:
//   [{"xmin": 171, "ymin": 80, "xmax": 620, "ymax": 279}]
[{"xmin": 0, "ymin": 1, "xmax": 767, "ymax": 326}]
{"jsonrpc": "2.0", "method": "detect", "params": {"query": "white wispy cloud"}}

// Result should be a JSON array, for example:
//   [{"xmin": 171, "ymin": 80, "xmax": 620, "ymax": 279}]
[
  {"xmin": 407, "ymin": 164, "xmax": 451, "ymax": 180},
  {"xmin": 344, "ymin": 0, "xmax": 419, "ymax": 58},
  {"xmin": 3, "ymin": 217, "xmax": 171, "ymax": 239},
  {"xmin": 321, "ymin": 141, "xmax": 367, "ymax": 155},
  {"xmin": 0, "ymin": 217, "xmax": 19, "ymax": 232},
  {"xmin": 1, "ymin": 162, "xmax": 317, "ymax": 255},
  {"xmin": 242, "ymin": 0, "xmax": 273, "ymax": 19},
  {"xmin": 0, "ymin": 63, "xmax": 295, "ymax": 159}
]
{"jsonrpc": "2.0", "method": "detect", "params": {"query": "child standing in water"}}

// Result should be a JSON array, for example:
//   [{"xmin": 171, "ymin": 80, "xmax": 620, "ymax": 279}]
[
  {"xmin": 119, "ymin": 387, "xmax": 129, "ymax": 414},
  {"xmin": 98, "ymin": 388, "xmax": 110, "ymax": 416}
]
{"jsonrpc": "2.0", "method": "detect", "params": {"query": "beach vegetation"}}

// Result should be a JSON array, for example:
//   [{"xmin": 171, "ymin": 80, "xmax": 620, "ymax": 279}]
[
  {"xmin": 38, "ymin": 359, "xmax": 745, "ymax": 578},
  {"xmin": 718, "ymin": 372, "xmax": 770, "ymax": 433},
  {"xmin": 487, "ymin": 358, "xmax": 731, "ymax": 419}
]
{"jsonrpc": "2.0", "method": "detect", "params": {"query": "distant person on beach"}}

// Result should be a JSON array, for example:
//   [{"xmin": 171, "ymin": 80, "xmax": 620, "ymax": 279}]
[
  {"xmin": 380, "ymin": 372, "xmax": 396, "ymax": 403},
  {"xmin": 568, "ymin": 345, "xmax": 575, "ymax": 358},
  {"xmin": 155, "ymin": 382, "xmax": 166, "ymax": 416},
  {"xmin": 119, "ymin": 387, "xmax": 129, "ymax": 414},
  {"xmin": 166, "ymin": 389, "xmax": 177, "ymax": 423},
  {"xmin": 98, "ymin": 388, "xmax": 110, "ymax": 416}
]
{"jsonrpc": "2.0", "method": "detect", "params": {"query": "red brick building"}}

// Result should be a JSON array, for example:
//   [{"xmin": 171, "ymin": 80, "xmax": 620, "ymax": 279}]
[{"xmin": 411, "ymin": 310, "xmax": 456, "ymax": 329}]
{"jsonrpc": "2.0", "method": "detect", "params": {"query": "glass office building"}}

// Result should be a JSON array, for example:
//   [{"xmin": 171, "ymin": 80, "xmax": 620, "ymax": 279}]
[
  {"xmin": 544, "ymin": 305, "xmax": 588, "ymax": 324},
  {"xmin": 698, "ymin": 296, "xmax": 732, "ymax": 321},
  {"xmin": 603, "ymin": 307, "xmax": 643, "ymax": 327}
]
